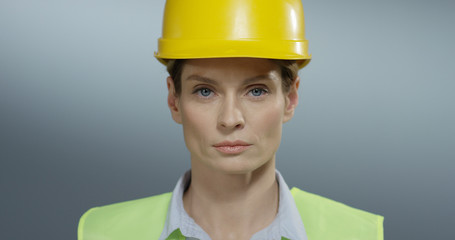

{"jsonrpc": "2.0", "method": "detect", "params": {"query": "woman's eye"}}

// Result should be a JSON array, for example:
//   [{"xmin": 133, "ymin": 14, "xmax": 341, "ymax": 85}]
[
  {"xmin": 196, "ymin": 88, "xmax": 213, "ymax": 97},
  {"xmin": 248, "ymin": 88, "xmax": 268, "ymax": 97}
]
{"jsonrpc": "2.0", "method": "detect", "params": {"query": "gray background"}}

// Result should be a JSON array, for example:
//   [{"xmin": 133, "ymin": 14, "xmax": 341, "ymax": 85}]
[{"xmin": 1, "ymin": 0, "xmax": 454, "ymax": 239}]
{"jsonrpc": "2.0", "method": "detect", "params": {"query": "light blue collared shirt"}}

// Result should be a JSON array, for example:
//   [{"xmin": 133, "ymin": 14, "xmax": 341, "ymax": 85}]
[{"xmin": 158, "ymin": 170, "xmax": 308, "ymax": 240}]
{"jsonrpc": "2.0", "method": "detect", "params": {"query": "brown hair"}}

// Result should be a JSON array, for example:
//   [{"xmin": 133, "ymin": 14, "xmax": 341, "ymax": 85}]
[{"xmin": 166, "ymin": 59, "xmax": 299, "ymax": 95}]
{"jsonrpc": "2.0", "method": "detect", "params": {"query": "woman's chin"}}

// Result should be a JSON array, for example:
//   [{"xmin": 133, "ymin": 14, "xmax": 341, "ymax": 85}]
[{"xmin": 202, "ymin": 156, "xmax": 272, "ymax": 175}]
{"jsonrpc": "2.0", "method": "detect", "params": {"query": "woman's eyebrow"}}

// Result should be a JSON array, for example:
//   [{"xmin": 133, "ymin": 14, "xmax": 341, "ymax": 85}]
[
  {"xmin": 185, "ymin": 74, "xmax": 277, "ymax": 85},
  {"xmin": 243, "ymin": 74, "xmax": 277, "ymax": 85},
  {"xmin": 186, "ymin": 74, "xmax": 218, "ymax": 85}
]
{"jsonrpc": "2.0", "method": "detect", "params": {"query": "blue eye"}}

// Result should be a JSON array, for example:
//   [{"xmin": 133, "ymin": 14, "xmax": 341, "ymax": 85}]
[
  {"xmin": 249, "ymin": 88, "xmax": 267, "ymax": 97},
  {"xmin": 197, "ymin": 88, "xmax": 212, "ymax": 97}
]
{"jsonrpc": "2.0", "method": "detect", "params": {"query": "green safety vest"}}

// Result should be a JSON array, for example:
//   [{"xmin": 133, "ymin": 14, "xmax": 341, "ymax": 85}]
[{"xmin": 78, "ymin": 187, "xmax": 384, "ymax": 240}]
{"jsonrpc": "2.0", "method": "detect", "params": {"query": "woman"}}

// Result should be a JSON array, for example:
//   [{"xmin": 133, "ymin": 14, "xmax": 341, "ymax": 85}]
[
  {"xmin": 78, "ymin": 1, "xmax": 383, "ymax": 239},
  {"xmin": 161, "ymin": 57, "xmax": 302, "ymax": 239}
]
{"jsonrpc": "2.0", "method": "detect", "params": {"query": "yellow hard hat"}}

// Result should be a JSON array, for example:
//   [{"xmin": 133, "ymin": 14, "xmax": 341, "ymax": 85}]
[{"xmin": 155, "ymin": 0, "xmax": 311, "ymax": 69}]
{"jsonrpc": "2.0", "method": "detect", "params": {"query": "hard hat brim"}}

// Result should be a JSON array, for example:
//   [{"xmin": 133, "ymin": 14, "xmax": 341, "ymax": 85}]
[{"xmin": 155, "ymin": 38, "xmax": 311, "ymax": 69}]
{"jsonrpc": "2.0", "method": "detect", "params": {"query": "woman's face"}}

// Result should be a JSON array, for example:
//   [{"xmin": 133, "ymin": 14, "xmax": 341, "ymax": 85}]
[{"xmin": 167, "ymin": 58, "xmax": 299, "ymax": 174}]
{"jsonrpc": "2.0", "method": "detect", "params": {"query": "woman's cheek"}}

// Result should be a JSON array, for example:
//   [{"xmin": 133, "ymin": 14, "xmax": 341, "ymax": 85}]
[
  {"xmin": 180, "ymin": 101, "xmax": 217, "ymax": 149},
  {"xmin": 248, "ymin": 101, "xmax": 284, "ymax": 138}
]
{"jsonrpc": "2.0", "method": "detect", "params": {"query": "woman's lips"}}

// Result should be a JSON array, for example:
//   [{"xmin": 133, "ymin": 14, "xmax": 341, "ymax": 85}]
[{"xmin": 213, "ymin": 141, "xmax": 252, "ymax": 154}]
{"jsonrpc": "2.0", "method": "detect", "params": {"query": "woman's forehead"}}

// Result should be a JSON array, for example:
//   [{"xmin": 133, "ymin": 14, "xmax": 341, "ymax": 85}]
[{"xmin": 182, "ymin": 58, "xmax": 281, "ymax": 80}]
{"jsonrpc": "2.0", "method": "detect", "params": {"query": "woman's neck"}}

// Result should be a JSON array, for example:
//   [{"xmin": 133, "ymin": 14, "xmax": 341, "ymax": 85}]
[{"xmin": 183, "ymin": 159, "xmax": 279, "ymax": 240}]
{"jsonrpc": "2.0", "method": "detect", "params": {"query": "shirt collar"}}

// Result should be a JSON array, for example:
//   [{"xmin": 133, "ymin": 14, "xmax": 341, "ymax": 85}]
[{"xmin": 159, "ymin": 170, "xmax": 308, "ymax": 240}]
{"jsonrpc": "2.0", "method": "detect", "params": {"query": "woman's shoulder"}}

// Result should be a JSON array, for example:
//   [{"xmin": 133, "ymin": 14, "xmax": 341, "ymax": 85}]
[
  {"xmin": 291, "ymin": 187, "xmax": 384, "ymax": 240},
  {"xmin": 80, "ymin": 192, "xmax": 172, "ymax": 221},
  {"xmin": 78, "ymin": 192, "xmax": 172, "ymax": 240}
]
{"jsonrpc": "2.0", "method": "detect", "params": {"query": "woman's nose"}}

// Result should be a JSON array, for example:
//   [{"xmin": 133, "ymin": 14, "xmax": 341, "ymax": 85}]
[{"xmin": 217, "ymin": 96, "xmax": 245, "ymax": 130}]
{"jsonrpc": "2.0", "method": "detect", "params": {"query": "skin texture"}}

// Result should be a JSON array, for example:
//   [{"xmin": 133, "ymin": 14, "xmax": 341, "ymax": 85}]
[{"xmin": 167, "ymin": 58, "xmax": 300, "ymax": 240}]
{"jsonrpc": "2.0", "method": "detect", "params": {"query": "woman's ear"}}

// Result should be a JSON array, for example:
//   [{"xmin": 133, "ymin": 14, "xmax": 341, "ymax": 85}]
[
  {"xmin": 167, "ymin": 76, "xmax": 182, "ymax": 124},
  {"xmin": 283, "ymin": 76, "xmax": 300, "ymax": 123}
]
